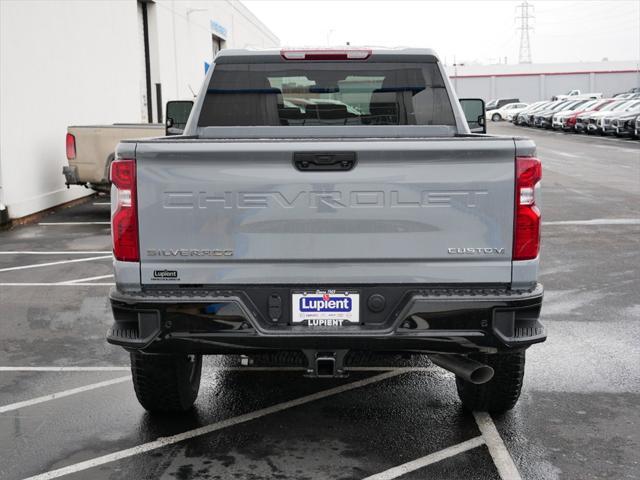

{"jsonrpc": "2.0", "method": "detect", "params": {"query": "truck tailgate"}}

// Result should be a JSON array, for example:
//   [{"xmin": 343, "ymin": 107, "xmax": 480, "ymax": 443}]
[{"xmin": 135, "ymin": 138, "xmax": 515, "ymax": 285}]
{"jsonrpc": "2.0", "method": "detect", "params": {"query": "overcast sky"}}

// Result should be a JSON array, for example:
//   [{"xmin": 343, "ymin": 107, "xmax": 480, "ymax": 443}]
[{"xmin": 243, "ymin": 0, "xmax": 640, "ymax": 65}]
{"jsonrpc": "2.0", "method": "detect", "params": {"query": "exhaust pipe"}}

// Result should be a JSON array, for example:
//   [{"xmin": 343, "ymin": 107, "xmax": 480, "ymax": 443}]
[{"xmin": 429, "ymin": 354, "xmax": 494, "ymax": 385}]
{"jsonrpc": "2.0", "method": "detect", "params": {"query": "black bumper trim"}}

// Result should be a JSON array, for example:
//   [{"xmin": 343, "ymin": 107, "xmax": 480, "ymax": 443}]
[{"xmin": 108, "ymin": 284, "xmax": 545, "ymax": 354}]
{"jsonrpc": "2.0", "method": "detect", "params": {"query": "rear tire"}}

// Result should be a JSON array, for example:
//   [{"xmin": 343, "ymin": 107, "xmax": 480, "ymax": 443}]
[
  {"xmin": 130, "ymin": 352, "xmax": 202, "ymax": 413},
  {"xmin": 455, "ymin": 351, "xmax": 525, "ymax": 413},
  {"xmin": 492, "ymin": 113, "xmax": 501, "ymax": 122}
]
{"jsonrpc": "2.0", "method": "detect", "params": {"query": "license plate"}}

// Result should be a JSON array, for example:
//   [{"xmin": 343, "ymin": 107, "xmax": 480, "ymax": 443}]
[{"xmin": 292, "ymin": 290, "xmax": 360, "ymax": 326}]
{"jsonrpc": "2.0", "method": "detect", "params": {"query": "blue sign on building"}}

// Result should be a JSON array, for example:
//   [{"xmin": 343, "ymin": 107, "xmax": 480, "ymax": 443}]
[{"xmin": 210, "ymin": 20, "xmax": 228, "ymax": 39}]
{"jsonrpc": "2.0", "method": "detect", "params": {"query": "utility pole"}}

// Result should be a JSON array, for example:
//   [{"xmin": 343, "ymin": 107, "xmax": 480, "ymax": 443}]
[
  {"xmin": 326, "ymin": 29, "xmax": 336, "ymax": 46},
  {"xmin": 516, "ymin": 1, "xmax": 534, "ymax": 64}
]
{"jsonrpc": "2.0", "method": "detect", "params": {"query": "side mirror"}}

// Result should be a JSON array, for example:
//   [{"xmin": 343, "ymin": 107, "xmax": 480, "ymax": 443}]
[
  {"xmin": 459, "ymin": 98, "xmax": 487, "ymax": 134},
  {"xmin": 165, "ymin": 100, "xmax": 194, "ymax": 136}
]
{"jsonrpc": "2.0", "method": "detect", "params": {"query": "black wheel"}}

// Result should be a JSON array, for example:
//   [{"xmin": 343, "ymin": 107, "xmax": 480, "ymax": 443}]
[
  {"xmin": 492, "ymin": 113, "xmax": 501, "ymax": 122},
  {"xmin": 130, "ymin": 352, "xmax": 202, "ymax": 413},
  {"xmin": 455, "ymin": 351, "xmax": 525, "ymax": 413}
]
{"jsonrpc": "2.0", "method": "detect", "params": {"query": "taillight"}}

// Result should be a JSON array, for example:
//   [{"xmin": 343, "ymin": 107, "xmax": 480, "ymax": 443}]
[
  {"xmin": 110, "ymin": 159, "xmax": 139, "ymax": 262},
  {"xmin": 513, "ymin": 157, "xmax": 541, "ymax": 261},
  {"xmin": 280, "ymin": 49, "xmax": 372, "ymax": 61},
  {"xmin": 66, "ymin": 133, "xmax": 76, "ymax": 160}
]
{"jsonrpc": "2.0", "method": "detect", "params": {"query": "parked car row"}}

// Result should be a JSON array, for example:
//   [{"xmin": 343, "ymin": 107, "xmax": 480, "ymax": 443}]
[
  {"xmin": 512, "ymin": 97, "xmax": 640, "ymax": 138},
  {"xmin": 614, "ymin": 87, "xmax": 640, "ymax": 99}
]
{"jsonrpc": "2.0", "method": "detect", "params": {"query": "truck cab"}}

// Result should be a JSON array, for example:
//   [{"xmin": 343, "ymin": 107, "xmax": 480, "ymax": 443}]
[{"xmin": 106, "ymin": 48, "xmax": 545, "ymax": 414}]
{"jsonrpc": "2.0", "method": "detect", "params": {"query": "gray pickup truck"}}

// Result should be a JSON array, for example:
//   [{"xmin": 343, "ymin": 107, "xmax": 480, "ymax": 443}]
[{"xmin": 107, "ymin": 48, "xmax": 545, "ymax": 414}]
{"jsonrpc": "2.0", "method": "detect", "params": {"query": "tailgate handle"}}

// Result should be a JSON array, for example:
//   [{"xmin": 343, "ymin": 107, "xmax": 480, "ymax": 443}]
[{"xmin": 293, "ymin": 152, "xmax": 356, "ymax": 171}]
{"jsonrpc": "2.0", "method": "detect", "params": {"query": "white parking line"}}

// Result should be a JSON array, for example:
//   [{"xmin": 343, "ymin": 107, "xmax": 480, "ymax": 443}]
[
  {"xmin": 362, "ymin": 436, "xmax": 485, "ymax": 480},
  {"xmin": 0, "ymin": 283, "xmax": 115, "ymax": 286},
  {"xmin": 589, "ymin": 142, "xmax": 639, "ymax": 150},
  {"xmin": 543, "ymin": 218, "xmax": 640, "ymax": 226},
  {"xmin": 38, "ymin": 222, "xmax": 110, "ymax": 226},
  {"xmin": 0, "ymin": 251, "xmax": 110, "ymax": 255},
  {"xmin": 93, "ymin": 202, "xmax": 110, "ymax": 206},
  {"xmin": 547, "ymin": 150, "xmax": 580, "ymax": 158},
  {"xmin": 0, "ymin": 376, "xmax": 130, "ymax": 414},
  {"xmin": 0, "ymin": 366, "xmax": 440, "ymax": 373},
  {"xmin": 57, "ymin": 274, "xmax": 114, "ymax": 284},
  {"xmin": 347, "ymin": 366, "xmax": 441, "ymax": 372},
  {"xmin": 473, "ymin": 411, "xmax": 522, "ymax": 480},
  {"xmin": 522, "ymin": 129, "xmax": 638, "ymax": 148},
  {"xmin": 22, "ymin": 370, "xmax": 404, "ymax": 480},
  {"xmin": 0, "ymin": 255, "xmax": 111, "ymax": 273},
  {"xmin": 0, "ymin": 366, "xmax": 130, "ymax": 372},
  {"xmin": 595, "ymin": 137, "xmax": 640, "ymax": 147}
]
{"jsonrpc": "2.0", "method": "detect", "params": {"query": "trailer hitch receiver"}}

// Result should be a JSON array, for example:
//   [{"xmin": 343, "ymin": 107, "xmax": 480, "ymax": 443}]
[{"xmin": 303, "ymin": 350, "xmax": 348, "ymax": 378}]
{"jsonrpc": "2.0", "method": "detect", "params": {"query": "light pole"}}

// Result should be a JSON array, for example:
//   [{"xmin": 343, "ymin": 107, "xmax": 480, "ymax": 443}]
[
  {"xmin": 186, "ymin": 8, "xmax": 207, "ymax": 16},
  {"xmin": 327, "ymin": 29, "xmax": 336, "ymax": 46}
]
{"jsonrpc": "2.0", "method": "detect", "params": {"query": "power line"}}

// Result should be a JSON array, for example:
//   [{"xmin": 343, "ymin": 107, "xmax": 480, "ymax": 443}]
[{"xmin": 516, "ymin": 1, "xmax": 534, "ymax": 64}]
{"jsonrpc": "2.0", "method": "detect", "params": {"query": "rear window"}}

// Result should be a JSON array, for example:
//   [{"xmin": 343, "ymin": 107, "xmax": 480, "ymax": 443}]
[{"xmin": 198, "ymin": 61, "xmax": 455, "ymax": 127}]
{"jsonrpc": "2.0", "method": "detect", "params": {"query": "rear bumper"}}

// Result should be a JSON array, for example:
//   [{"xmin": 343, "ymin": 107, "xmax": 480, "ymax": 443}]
[
  {"xmin": 62, "ymin": 166, "xmax": 80, "ymax": 186},
  {"xmin": 62, "ymin": 165, "xmax": 110, "ymax": 192},
  {"xmin": 615, "ymin": 125, "xmax": 633, "ymax": 136},
  {"xmin": 107, "ymin": 284, "xmax": 545, "ymax": 355}
]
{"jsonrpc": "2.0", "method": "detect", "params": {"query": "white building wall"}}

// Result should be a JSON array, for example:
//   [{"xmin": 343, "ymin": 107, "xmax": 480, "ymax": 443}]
[
  {"xmin": 0, "ymin": 0, "xmax": 278, "ymax": 220},
  {"xmin": 494, "ymin": 76, "xmax": 538, "ymax": 102},
  {"xmin": 151, "ymin": 0, "xmax": 279, "ymax": 103},
  {"xmin": 0, "ymin": 0, "xmax": 142, "ymax": 218},
  {"xmin": 447, "ymin": 61, "xmax": 640, "ymax": 102}
]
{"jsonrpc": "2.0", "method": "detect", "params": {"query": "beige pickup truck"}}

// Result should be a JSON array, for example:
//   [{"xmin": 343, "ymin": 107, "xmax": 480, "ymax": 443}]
[{"xmin": 64, "ymin": 124, "xmax": 163, "ymax": 192}]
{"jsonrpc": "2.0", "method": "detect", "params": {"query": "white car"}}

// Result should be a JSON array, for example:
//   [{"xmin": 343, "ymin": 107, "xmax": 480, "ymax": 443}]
[
  {"xmin": 486, "ymin": 102, "xmax": 529, "ymax": 122},
  {"xmin": 552, "ymin": 89, "xmax": 603, "ymax": 101}
]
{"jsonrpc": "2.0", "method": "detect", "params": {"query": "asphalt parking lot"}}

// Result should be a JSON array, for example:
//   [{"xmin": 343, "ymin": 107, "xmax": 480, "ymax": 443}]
[{"xmin": 0, "ymin": 124, "xmax": 638, "ymax": 480}]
